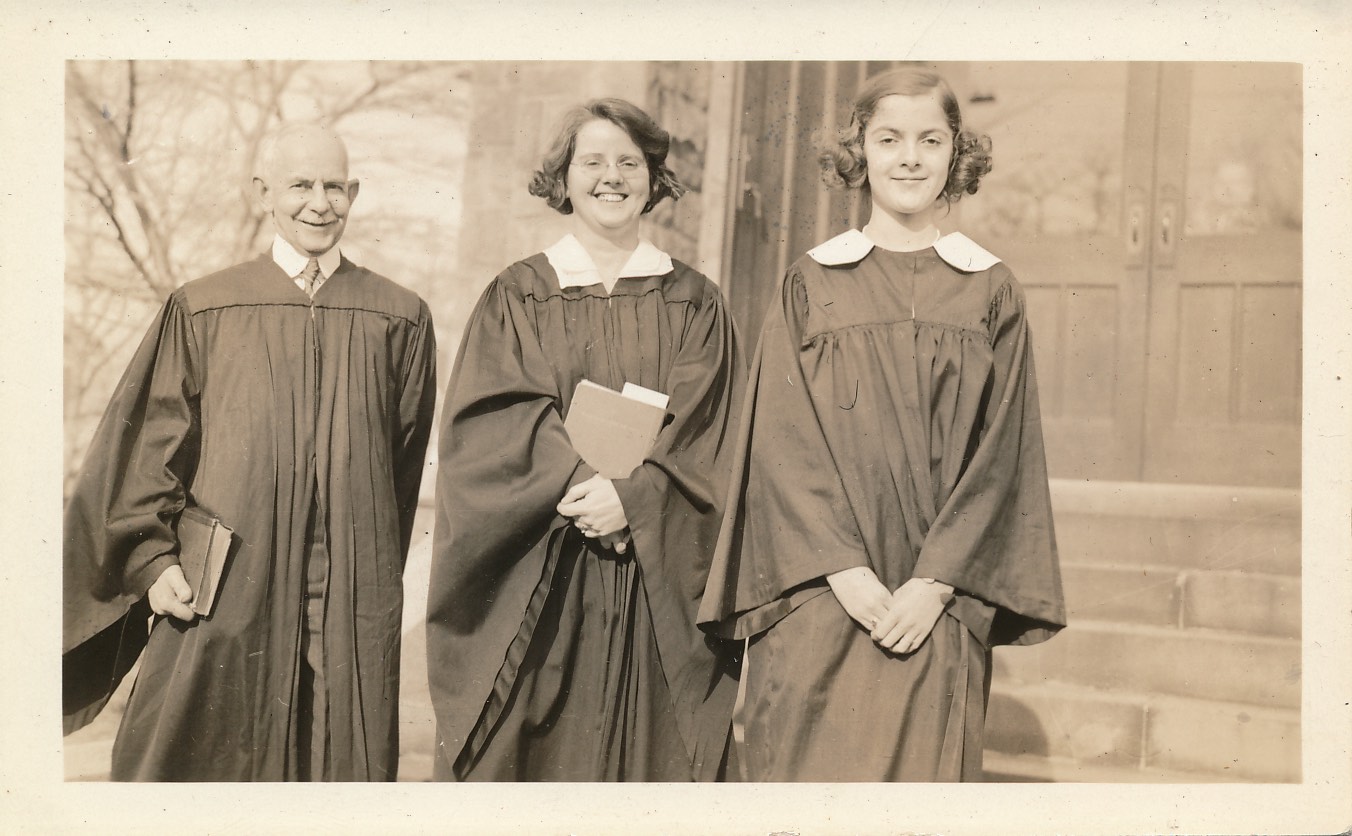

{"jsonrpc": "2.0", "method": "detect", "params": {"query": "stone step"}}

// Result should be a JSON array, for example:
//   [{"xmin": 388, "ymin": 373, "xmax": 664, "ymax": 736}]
[
  {"xmin": 993, "ymin": 620, "xmax": 1300, "ymax": 710},
  {"xmin": 1177, "ymin": 568, "xmax": 1301, "ymax": 637},
  {"xmin": 984, "ymin": 680, "xmax": 1300, "ymax": 782},
  {"xmin": 981, "ymin": 751, "xmax": 1234, "ymax": 784},
  {"xmin": 1062, "ymin": 564, "xmax": 1300, "ymax": 638},
  {"xmin": 1050, "ymin": 480, "xmax": 1301, "ymax": 576}
]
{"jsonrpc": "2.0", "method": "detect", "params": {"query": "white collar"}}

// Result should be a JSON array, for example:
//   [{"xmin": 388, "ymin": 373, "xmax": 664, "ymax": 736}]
[
  {"xmin": 271, "ymin": 235, "xmax": 342, "ymax": 279},
  {"xmin": 544, "ymin": 234, "xmax": 673, "ymax": 292},
  {"xmin": 807, "ymin": 229, "xmax": 1000, "ymax": 272}
]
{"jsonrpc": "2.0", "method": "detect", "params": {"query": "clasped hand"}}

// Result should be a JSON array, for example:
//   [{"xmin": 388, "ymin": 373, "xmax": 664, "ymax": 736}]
[
  {"xmin": 826, "ymin": 567, "xmax": 953, "ymax": 655},
  {"xmin": 557, "ymin": 475, "xmax": 631, "ymax": 554}
]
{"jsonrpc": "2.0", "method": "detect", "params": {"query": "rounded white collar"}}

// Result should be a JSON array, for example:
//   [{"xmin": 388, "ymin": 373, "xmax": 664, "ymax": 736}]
[
  {"xmin": 544, "ymin": 234, "xmax": 674, "ymax": 291},
  {"xmin": 807, "ymin": 229, "xmax": 1001, "ymax": 272}
]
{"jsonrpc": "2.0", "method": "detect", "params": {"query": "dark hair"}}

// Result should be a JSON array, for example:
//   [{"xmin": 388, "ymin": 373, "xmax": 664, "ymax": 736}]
[
  {"xmin": 529, "ymin": 98, "xmax": 685, "ymax": 215},
  {"xmin": 820, "ymin": 68, "xmax": 992, "ymax": 203}
]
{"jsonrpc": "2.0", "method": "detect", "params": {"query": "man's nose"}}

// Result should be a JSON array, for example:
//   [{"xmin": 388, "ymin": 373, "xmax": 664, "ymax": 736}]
[{"xmin": 305, "ymin": 184, "xmax": 333, "ymax": 213}]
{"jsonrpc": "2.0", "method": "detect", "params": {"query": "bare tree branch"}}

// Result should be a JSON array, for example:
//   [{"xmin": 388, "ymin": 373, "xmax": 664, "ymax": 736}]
[
  {"xmin": 66, "ymin": 60, "xmax": 472, "ymax": 483},
  {"xmin": 122, "ymin": 60, "xmax": 135, "ymax": 161}
]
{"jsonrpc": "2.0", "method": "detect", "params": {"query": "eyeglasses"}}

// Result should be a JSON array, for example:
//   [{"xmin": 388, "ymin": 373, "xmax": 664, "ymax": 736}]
[{"xmin": 570, "ymin": 155, "xmax": 648, "ymax": 179}]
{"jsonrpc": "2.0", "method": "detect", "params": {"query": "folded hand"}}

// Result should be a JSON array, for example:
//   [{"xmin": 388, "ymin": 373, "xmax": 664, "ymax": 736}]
[
  {"xmin": 870, "ymin": 578, "xmax": 954, "ymax": 654},
  {"xmin": 557, "ymin": 475, "xmax": 629, "ymax": 538},
  {"xmin": 826, "ymin": 566, "xmax": 892, "ymax": 631}
]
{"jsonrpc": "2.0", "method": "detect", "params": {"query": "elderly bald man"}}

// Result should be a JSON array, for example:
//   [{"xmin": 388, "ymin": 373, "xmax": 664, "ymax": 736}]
[{"xmin": 62, "ymin": 123, "xmax": 437, "ymax": 781}]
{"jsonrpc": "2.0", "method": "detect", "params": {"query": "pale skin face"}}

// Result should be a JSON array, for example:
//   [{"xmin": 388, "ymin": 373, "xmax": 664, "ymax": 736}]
[
  {"xmin": 860, "ymin": 91, "xmax": 955, "ymax": 245},
  {"xmin": 564, "ymin": 118, "xmax": 651, "ymax": 245},
  {"xmin": 252, "ymin": 126, "xmax": 360, "ymax": 258}
]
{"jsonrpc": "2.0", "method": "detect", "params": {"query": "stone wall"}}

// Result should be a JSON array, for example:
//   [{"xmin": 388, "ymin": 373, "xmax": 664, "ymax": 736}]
[{"xmin": 644, "ymin": 61, "xmax": 716, "ymax": 270}]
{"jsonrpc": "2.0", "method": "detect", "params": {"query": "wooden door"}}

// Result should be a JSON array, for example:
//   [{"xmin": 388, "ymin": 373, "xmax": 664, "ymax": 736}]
[
  {"xmin": 1141, "ymin": 63, "xmax": 1302, "ymax": 486},
  {"xmin": 954, "ymin": 62, "xmax": 1156, "ymax": 482}
]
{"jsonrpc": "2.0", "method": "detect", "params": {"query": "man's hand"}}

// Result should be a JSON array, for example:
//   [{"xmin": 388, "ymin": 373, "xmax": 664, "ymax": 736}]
[
  {"xmin": 557, "ymin": 475, "xmax": 629, "ymax": 538},
  {"xmin": 148, "ymin": 564, "xmax": 197, "ymax": 622},
  {"xmin": 870, "ymin": 578, "xmax": 954, "ymax": 654},
  {"xmin": 826, "ymin": 566, "xmax": 892, "ymax": 631}
]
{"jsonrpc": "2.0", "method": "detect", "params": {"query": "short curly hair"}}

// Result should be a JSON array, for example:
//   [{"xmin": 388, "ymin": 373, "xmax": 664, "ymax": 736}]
[
  {"xmin": 529, "ymin": 98, "xmax": 686, "ymax": 215},
  {"xmin": 821, "ymin": 68, "xmax": 992, "ymax": 204}
]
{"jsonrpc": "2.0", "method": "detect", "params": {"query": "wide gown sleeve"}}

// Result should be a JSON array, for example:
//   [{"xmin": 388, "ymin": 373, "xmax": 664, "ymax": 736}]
[
  {"xmin": 698, "ymin": 269, "xmax": 869, "ymax": 639},
  {"xmin": 425, "ymin": 275, "xmax": 593, "ymax": 760},
  {"xmin": 62, "ymin": 291, "xmax": 202, "ymax": 732},
  {"xmin": 608, "ymin": 280, "xmax": 745, "ymax": 777},
  {"xmin": 911, "ymin": 276, "xmax": 1066, "ymax": 646},
  {"xmin": 393, "ymin": 299, "xmax": 438, "ymax": 560}
]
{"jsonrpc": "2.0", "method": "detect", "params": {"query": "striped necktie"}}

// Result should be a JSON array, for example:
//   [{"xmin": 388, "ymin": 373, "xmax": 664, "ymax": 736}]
[{"xmin": 300, "ymin": 258, "xmax": 321, "ymax": 298}]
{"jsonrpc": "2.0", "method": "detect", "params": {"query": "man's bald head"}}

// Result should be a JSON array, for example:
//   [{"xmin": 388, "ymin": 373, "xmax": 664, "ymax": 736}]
[{"xmin": 253, "ymin": 123, "xmax": 360, "ymax": 257}]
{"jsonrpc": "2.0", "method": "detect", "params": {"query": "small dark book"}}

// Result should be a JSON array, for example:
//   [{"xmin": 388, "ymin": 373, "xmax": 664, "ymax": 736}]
[
  {"xmin": 176, "ymin": 506, "xmax": 234, "ymax": 617},
  {"xmin": 564, "ymin": 380, "xmax": 669, "ymax": 479}
]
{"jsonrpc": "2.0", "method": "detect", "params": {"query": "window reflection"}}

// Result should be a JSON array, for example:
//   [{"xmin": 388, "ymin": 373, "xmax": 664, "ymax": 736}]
[
  {"xmin": 1184, "ymin": 63, "xmax": 1302, "ymax": 237},
  {"xmin": 958, "ymin": 62, "xmax": 1128, "ymax": 239}
]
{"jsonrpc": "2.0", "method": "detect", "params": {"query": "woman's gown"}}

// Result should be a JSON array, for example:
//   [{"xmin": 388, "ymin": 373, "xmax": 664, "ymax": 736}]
[
  {"xmin": 700, "ymin": 230, "xmax": 1066, "ymax": 781},
  {"xmin": 426, "ymin": 236, "xmax": 745, "ymax": 781}
]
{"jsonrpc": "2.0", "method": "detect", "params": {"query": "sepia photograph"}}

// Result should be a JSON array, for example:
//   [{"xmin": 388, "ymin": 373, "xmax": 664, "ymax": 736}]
[{"xmin": 3, "ymin": 2, "xmax": 1349, "ymax": 834}]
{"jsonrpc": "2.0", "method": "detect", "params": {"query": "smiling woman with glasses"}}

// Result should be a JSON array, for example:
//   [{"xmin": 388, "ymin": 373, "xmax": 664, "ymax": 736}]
[{"xmin": 425, "ymin": 98, "xmax": 745, "ymax": 783}]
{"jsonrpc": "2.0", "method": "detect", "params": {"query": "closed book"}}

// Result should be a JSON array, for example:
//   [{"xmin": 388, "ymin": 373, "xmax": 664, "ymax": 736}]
[
  {"xmin": 176, "ymin": 506, "xmax": 234, "ymax": 617},
  {"xmin": 564, "ymin": 379, "xmax": 669, "ymax": 479}
]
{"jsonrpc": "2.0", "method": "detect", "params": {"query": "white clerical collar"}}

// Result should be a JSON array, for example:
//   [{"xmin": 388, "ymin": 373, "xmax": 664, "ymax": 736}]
[
  {"xmin": 544, "ymin": 234, "xmax": 673, "ymax": 292},
  {"xmin": 271, "ymin": 235, "xmax": 342, "ymax": 280},
  {"xmin": 807, "ymin": 229, "xmax": 1001, "ymax": 272}
]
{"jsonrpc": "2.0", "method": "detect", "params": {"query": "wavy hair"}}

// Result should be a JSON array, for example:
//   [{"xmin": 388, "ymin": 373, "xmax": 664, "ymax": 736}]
[
  {"xmin": 820, "ymin": 68, "xmax": 992, "ymax": 204},
  {"xmin": 529, "ymin": 98, "xmax": 685, "ymax": 215}
]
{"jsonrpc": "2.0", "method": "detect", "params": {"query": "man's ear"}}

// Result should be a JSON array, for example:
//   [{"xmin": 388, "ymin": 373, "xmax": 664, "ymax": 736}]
[
  {"xmin": 347, "ymin": 179, "xmax": 361, "ymax": 204},
  {"xmin": 252, "ymin": 176, "xmax": 272, "ymax": 211}
]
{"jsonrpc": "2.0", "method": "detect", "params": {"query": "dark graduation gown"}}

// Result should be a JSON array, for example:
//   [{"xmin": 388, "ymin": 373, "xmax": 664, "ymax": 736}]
[
  {"xmin": 426, "ymin": 249, "xmax": 744, "ymax": 782},
  {"xmin": 62, "ymin": 253, "xmax": 437, "ymax": 781},
  {"xmin": 699, "ymin": 230, "xmax": 1065, "ymax": 782}
]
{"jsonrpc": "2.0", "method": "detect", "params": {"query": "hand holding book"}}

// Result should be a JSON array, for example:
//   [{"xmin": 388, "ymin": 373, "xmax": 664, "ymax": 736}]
[
  {"xmin": 558, "ymin": 474, "xmax": 629, "ymax": 538},
  {"xmin": 147, "ymin": 564, "xmax": 198, "ymax": 622},
  {"xmin": 559, "ymin": 379, "xmax": 669, "ymax": 553},
  {"xmin": 166, "ymin": 505, "xmax": 235, "ymax": 618}
]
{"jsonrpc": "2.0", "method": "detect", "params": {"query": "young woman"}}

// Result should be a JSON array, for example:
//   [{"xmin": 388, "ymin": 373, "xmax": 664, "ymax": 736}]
[
  {"xmin": 700, "ymin": 68, "xmax": 1066, "ymax": 781},
  {"xmin": 426, "ymin": 98, "xmax": 744, "ymax": 781}
]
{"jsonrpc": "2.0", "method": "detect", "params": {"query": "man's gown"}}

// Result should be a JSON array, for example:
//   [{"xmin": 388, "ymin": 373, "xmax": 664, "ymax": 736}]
[{"xmin": 62, "ymin": 253, "xmax": 437, "ymax": 781}]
